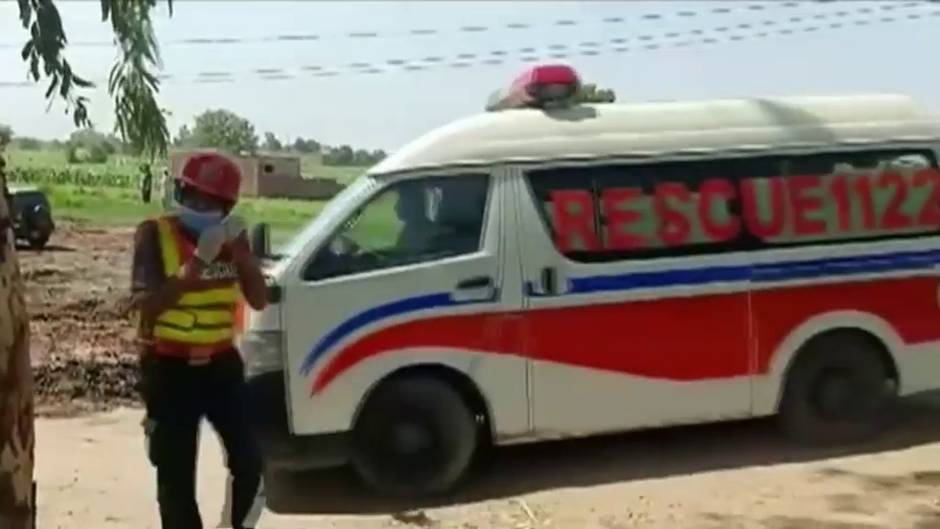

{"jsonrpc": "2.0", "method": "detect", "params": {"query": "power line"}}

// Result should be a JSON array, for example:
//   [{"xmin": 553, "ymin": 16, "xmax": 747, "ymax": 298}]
[
  {"xmin": 189, "ymin": 4, "xmax": 940, "ymax": 82},
  {"xmin": 0, "ymin": 1, "xmax": 934, "ymax": 88},
  {"xmin": 0, "ymin": 1, "xmax": 827, "ymax": 49},
  {"xmin": 124, "ymin": 2, "xmax": 940, "ymax": 83}
]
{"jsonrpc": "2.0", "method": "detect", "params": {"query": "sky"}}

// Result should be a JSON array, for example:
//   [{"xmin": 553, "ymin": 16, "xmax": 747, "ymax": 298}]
[{"xmin": 0, "ymin": 0, "xmax": 938, "ymax": 151}]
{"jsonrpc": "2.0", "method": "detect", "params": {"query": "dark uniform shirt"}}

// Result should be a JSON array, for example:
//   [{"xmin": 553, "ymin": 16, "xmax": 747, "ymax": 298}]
[{"xmin": 130, "ymin": 220, "xmax": 166, "ymax": 345}]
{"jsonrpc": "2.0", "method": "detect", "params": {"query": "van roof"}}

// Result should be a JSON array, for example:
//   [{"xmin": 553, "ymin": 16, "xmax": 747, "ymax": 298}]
[
  {"xmin": 369, "ymin": 94, "xmax": 940, "ymax": 176},
  {"xmin": 7, "ymin": 185, "xmax": 41, "ymax": 194}
]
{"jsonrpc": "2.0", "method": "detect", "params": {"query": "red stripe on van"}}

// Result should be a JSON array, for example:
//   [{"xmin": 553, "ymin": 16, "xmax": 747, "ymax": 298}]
[{"xmin": 311, "ymin": 275, "xmax": 940, "ymax": 394}]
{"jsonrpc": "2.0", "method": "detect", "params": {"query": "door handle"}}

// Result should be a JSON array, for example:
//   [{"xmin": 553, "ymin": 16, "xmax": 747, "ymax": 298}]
[
  {"xmin": 457, "ymin": 276, "xmax": 493, "ymax": 290},
  {"xmin": 541, "ymin": 267, "xmax": 557, "ymax": 295}
]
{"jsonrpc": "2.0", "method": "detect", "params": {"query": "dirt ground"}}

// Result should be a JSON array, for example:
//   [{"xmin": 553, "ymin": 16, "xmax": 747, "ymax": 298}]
[
  {"xmin": 35, "ymin": 398, "xmax": 940, "ymax": 529},
  {"xmin": 21, "ymin": 223, "xmax": 140, "ymax": 416},
  {"xmin": 24, "ymin": 224, "xmax": 940, "ymax": 528}
]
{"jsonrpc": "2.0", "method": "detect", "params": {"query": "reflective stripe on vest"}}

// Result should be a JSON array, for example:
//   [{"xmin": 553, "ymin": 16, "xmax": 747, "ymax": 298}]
[{"xmin": 152, "ymin": 216, "xmax": 238, "ymax": 352}]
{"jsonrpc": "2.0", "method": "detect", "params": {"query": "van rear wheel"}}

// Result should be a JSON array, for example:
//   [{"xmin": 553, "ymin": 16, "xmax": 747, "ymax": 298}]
[
  {"xmin": 350, "ymin": 376, "xmax": 478, "ymax": 497},
  {"xmin": 779, "ymin": 331, "xmax": 895, "ymax": 444},
  {"xmin": 28, "ymin": 233, "xmax": 48, "ymax": 251}
]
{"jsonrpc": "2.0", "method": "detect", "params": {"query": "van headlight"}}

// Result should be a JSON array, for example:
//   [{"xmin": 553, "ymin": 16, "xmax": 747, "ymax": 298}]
[{"xmin": 239, "ymin": 330, "xmax": 284, "ymax": 377}]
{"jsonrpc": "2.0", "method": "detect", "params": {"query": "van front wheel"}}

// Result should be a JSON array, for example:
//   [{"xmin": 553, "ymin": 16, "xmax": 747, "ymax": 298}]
[{"xmin": 350, "ymin": 376, "xmax": 478, "ymax": 497}]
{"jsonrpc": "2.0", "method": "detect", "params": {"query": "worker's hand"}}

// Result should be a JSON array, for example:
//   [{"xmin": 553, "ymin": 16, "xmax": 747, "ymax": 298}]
[
  {"xmin": 222, "ymin": 214, "xmax": 247, "ymax": 242},
  {"xmin": 194, "ymin": 224, "xmax": 226, "ymax": 264},
  {"xmin": 224, "ymin": 215, "xmax": 256, "ymax": 264},
  {"xmin": 231, "ymin": 235, "xmax": 252, "ymax": 264},
  {"xmin": 178, "ymin": 258, "xmax": 207, "ymax": 283}
]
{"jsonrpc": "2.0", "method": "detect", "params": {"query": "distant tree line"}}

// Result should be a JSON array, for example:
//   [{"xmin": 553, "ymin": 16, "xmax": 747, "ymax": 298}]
[
  {"xmin": 172, "ymin": 109, "xmax": 386, "ymax": 166},
  {"xmin": 0, "ymin": 125, "xmax": 11, "ymax": 151},
  {"xmin": 1, "ymin": 123, "xmax": 131, "ymax": 165},
  {"xmin": 575, "ymin": 83, "xmax": 617, "ymax": 104},
  {"xmin": 3, "ymin": 84, "xmax": 614, "ymax": 170},
  {"xmin": 1, "ymin": 106, "xmax": 389, "ymax": 170},
  {"xmin": 63, "ymin": 129, "xmax": 130, "ymax": 164},
  {"xmin": 262, "ymin": 131, "xmax": 385, "ymax": 166}
]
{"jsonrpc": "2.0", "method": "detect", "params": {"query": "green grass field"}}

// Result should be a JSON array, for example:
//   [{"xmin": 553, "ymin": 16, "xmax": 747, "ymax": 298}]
[
  {"xmin": 5, "ymin": 148, "xmax": 367, "ymax": 184},
  {"xmin": 41, "ymin": 185, "xmax": 324, "ymax": 247},
  {"xmin": 3, "ymin": 147, "xmax": 371, "ymax": 246},
  {"xmin": 299, "ymin": 154, "xmax": 366, "ymax": 184},
  {"xmin": 6, "ymin": 149, "xmax": 137, "ymax": 173}
]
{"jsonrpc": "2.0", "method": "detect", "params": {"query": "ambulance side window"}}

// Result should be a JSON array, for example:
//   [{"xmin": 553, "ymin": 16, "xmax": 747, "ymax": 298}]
[{"xmin": 304, "ymin": 174, "xmax": 490, "ymax": 281}]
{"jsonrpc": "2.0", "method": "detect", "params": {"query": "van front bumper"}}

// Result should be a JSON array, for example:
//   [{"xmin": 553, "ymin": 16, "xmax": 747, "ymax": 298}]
[{"xmin": 246, "ymin": 371, "xmax": 350, "ymax": 470}]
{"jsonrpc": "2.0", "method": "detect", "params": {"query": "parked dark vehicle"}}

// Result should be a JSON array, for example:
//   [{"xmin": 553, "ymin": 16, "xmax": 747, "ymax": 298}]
[{"xmin": 9, "ymin": 185, "xmax": 55, "ymax": 250}]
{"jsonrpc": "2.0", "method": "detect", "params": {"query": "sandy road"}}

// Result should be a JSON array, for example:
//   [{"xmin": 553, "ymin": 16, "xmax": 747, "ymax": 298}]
[{"xmin": 35, "ymin": 394, "xmax": 940, "ymax": 529}]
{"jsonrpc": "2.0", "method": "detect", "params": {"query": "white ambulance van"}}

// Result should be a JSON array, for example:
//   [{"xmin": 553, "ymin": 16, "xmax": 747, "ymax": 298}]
[{"xmin": 241, "ymin": 64, "xmax": 940, "ymax": 496}]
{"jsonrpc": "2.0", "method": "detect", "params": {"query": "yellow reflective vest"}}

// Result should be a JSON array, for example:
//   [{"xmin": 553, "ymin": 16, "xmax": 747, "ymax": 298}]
[{"xmin": 152, "ymin": 216, "xmax": 240, "ymax": 360}]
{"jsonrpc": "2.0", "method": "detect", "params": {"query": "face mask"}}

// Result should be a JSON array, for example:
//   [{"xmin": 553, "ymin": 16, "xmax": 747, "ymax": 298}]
[{"xmin": 177, "ymin": 205, "xmax": 223, "ymax": 235}]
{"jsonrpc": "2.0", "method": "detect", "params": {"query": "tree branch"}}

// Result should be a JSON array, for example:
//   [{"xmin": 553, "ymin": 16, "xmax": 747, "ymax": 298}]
[{"xmin": 18, "ymin": 0, "xmax": 173, "ymax": 160}]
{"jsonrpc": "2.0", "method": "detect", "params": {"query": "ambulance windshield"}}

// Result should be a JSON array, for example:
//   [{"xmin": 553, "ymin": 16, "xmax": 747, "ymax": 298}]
[{"xmin": 277, "ymin": 175, "xmax": 376, "ymax": 260}]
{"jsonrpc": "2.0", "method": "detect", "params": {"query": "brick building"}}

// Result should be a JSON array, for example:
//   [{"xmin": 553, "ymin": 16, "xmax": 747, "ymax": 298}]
[{"xmin": 166, "ymin": 150, "xmax": 343, "ymax": 202}]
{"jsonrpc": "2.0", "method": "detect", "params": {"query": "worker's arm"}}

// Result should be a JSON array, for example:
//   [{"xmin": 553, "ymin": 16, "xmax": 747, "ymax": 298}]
[
  {"xmin": 232, "ymin": 233, "xmax": 267, "ymax": 311},
  {"xmin": 124, "ymin": 221, "xmax": 210, "ymax": 320},
  {"xmin": 223, "ymin": 215, "xmax": 267, "ymax": 311}
]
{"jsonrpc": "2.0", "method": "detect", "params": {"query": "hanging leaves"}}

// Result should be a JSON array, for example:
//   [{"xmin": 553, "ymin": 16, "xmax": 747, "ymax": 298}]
[
  {"xmin": 16, "ymin": 0, "xmax": 173, "ymax": 161},
  {"xmin": 104, "ymin": 0, "xmax": 171, "ymax": 160}
]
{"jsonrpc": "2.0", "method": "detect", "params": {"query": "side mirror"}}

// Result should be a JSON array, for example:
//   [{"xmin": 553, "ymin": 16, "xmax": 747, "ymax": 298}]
[{"xmin": 250, "ymin": 222, "xmax": 270, "ymax": 259}]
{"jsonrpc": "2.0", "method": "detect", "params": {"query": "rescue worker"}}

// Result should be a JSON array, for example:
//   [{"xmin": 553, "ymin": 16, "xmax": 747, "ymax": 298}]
[
  {"xmin": 160, "ymin": 168, "xmax": 174, "ymax": 211},
  {"xmin": 140, "ymin": 163, "xmax": 153, "ymax": 204},
  {"xmin": 394, "ymin": 183, "xmax": 440, "ymax": 254},
  {"xmin": 126, "ymin": 151, "xmax": 268, "ymax": 529}
]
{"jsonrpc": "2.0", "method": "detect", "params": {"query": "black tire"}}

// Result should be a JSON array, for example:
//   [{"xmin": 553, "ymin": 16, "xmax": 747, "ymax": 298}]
[
  {"xmin": 24, "ymin": 205, "xmax": 52, "ymax": 251},
  {"xmin": 350, "ymin": 376, "xmax": 478, "ymax": 497},
  {"xmin": 28, "ymin": 233, "xmax": 48, "ymax": 251},
  {"xmin": 779, "ymin": 331, "xmax": 895, "ymax": 444}
]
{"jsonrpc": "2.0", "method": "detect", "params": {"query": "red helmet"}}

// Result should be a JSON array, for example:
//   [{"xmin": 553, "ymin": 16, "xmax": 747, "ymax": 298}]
[{"xmin": 178, "ymin": 152, "xmax": 241, "ymax": 202}]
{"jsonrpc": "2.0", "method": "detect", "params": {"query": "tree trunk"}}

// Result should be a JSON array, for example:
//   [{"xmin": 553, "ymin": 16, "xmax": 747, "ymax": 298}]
[{"xmin": 0, "ymin": 152, "xmax": 34, "ymax": 529}]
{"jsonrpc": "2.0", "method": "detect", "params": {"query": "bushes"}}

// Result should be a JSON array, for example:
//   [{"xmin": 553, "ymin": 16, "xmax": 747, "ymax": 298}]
[
  {"xmin": 6, "ymin": 166, "xmax": 136, "ymax": 188},
  {"xmin": 321, "ymin": 145, "xmax": 386, "ymax": 167},
  {"xmin": 14, "ymin": 137, "xmax": 43, "ymax": 151},
  {"xmin": 65, "ymin": 144, "xmax": 109, "ymax": 164}
]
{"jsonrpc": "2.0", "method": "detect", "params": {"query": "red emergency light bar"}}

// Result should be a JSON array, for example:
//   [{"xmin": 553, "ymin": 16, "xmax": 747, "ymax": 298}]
[{"xmin": 485, "ymin": 64, "xmax": 582, "ymax": 112}]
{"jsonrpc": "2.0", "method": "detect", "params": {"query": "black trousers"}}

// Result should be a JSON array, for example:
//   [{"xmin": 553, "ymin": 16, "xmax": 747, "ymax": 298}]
[{"xmin": 140, "ymin": 349, "xmax": 264, "ymax": 529}]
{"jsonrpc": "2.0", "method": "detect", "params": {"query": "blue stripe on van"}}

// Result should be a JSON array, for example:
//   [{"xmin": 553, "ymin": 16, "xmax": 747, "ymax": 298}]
[
  {"xmin": 300, "ymin": 293, "xmax": 455, "ymax": 375},
  {"xmin": 301, "ymin": 248, "xmax": 940, "ymax": 375},
  {"xmin": 568, "ymin": 263, "xmax": 751, "ymax": 294},
  {"xmin": 563, "ymin": 248, "xmax": 940, "ymax": 295},
  {"xmin": 751, "ymin": 249, "xmax": 940, "ymax": 283}
]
